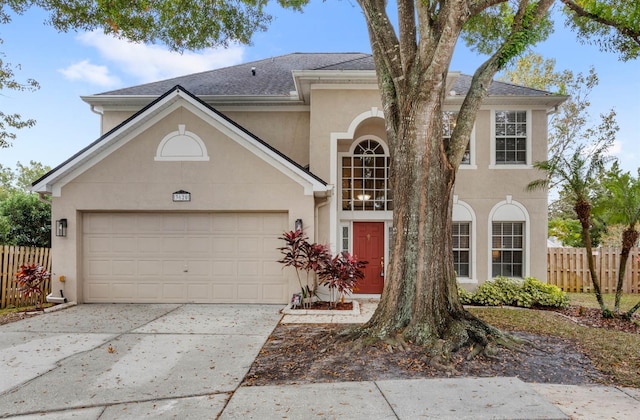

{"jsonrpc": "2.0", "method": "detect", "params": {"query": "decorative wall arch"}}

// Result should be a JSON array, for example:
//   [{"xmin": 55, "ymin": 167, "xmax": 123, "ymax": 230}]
[
  {"xmin": 155, "ymin": 124, "xmax": 210, "ymax": 161},
  {"xmin": 328, "ymin": 108, "xmax": 387, "ymax": 251}
]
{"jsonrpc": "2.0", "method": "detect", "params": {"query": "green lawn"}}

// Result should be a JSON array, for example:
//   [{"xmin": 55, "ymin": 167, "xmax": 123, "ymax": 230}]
[{"xmin": 567, "ymin": 292, "xmax": 640, "ymax": 312}]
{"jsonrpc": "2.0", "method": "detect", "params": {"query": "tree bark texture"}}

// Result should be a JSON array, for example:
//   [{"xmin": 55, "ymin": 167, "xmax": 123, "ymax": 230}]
[{"xmin": 353, "ymin": 0, "xmax": 556, "ymax": 354}]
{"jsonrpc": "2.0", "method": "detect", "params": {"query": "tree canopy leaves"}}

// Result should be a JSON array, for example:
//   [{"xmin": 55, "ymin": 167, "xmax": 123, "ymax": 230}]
[{"xmin": 561, "ymin": 0, "xmax": 640, "ymax": 61}]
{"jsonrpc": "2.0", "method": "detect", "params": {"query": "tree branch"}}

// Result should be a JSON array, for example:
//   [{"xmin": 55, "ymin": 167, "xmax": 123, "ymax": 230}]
[{"xmin": 561, "ymin": 0, "xmax": 640, "ymax": 48}]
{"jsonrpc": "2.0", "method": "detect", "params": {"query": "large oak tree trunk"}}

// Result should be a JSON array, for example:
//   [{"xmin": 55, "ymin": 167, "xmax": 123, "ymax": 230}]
[
  {"xmin": 352, "ymin": 0, "xmax": 554, "ymax": 356},
  {"xmin": 359, "ymin": 78, "xmax": 501, "ymax": 356}
]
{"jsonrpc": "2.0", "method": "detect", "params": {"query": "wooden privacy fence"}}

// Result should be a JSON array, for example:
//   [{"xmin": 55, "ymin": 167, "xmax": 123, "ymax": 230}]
[
  {"xmin": 547, "ymin": 247, "xmax": 640, "ymax": 293},
  {"xmin": 1, "ymin": 245, "xmax": 52, "ymax": 309}
]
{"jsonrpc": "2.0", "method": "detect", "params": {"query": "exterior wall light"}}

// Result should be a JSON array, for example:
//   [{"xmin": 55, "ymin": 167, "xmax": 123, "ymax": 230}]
[
  {"xmin": 295, "ymin": 219, "xmax": 303, "ymax": 231},
  {"xmin": 56, "ymin": 219, "xmax": 68, "ymax": 237}
]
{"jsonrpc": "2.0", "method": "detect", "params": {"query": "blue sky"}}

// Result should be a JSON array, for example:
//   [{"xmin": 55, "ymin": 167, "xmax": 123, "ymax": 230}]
[{"xmin": 2, "ymin": 2, "xmax": 639, "ymax": 174}]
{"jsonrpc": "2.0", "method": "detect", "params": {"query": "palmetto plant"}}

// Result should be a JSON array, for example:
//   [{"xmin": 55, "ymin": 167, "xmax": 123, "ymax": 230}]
[
  {"xmin": 528, "ymin": 129, "xmax": 616, "ymax": 317},
  {"xmin": 595, "ymin": 162, "xmax": 640, "ymax": 315}
]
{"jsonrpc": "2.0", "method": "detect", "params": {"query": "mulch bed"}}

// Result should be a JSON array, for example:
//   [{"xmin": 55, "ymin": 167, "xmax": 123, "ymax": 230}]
[
  {"xmin": 552, "ymin": 306, "xmax": 640, "ymax": 334},
  {"xmin": 243, "ymin": 305, "xmax": 628, "ymax": 387}
]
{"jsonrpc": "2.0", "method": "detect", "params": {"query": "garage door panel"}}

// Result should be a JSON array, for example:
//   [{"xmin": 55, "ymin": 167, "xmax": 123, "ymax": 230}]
[
  {"xmin": 212, "ymin": 236, "xmax": 237, "ymax": 253},
  {"xmin": 162, "ymin": 260, "xmax": 188, "ymax": 276},
  {"xmin": 212, "ymin": 284, "xmax": 235, "ymax": 300},
  {"xmin": 237, "ymin": 260, "xmax": 260, "ymax": 276},
  {"xmin": 237, "ymin": 284, "xmax": 259, "ymax": 300},
  {"xmin": 186, "ymin": 283, "xmax": 210, "ymax": 301},
  {"xmin": 212, "ymin": 214, "xmax": 237, "ymax": 231},
  {"xmin": 212, "ymin": 260, "xmax": 236, "ymax": 276},
  {"xmin": 162, "ymin": 283, "xmax": 186, "ymax": 300},
  {"xmin": 112, "ymin": 260, "xmax": 136, "ymax": 275},
  {"xmin": 263, "ymin": 260, "xmax": 284, "ymax": 276},
  {"xmin": 186, "ymin": 260, "xmax": 212, "ymax": 276},
  {"xmin": 138, "ymin": 260, "xmax": 162, "ymax": 276},
  {"xmin": 112, "ymin": 215, "xmax": 139, "ymax": 233},
  {"xmin": 162, "ymin": 214, "xmax": 188, "ymax": 232},
  {"xmin": 185, "ymin": 236, "xmax": 212, "ymax": 254},
  {"xmin": 263, "ymin": 284, "xmax": 287, "ymax": 300},
  {"xmin": 83, "ymin": 212, "xmax": 288, "ymax": 303},
  {"xmin": 110, "ymin": 236, "xmax": 138, "ymax": 253},
  {"xmin": 87, "ymin": 259, "xmax": 111, "ymax": 276},
  {"xmin": 237, "ymin": 237, "xmax": 261, "ymax": 255},
  {"xmin": 137, "ymin": 215, "xmax": 164, "ymax": 232},
  {"xmin": 187, "ymin": 214, "xmax": 212, "ymax": 231},
  {"xmin": 112, "ymin": 283, "xmax": 136, "ymax": 299},
  {"xmin": 138, "ymin": 237, "xmax": 164, "ymax": 253}
]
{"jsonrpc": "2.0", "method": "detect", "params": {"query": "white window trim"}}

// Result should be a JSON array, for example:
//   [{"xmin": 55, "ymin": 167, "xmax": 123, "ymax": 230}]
[
  {"xmin": 339, "ymin": 135, "xmax": 392, "ymax": 215},
  {"xmin": 453, "ymin": 197, "xmax": 477, "ymax": 283},
  {"xmin": 487, "ymin": 197, "xmax": 531, "ymax": 278},
  {"xmin": 489, "ymin": 109, "xmax": 532, "ymax": 169}
]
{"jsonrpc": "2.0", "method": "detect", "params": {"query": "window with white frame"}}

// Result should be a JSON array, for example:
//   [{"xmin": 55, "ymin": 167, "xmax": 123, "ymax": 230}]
[
  {"xmin": 495, "ymin": 111, "xmax": 527, "ymax": 165},
  {"xmin": 341, "ymin": 225, "xmax": 350, "ymax": 252},
  {"xmin": 341, "ymin": 139, "xmax": 392, "ymax": 211},
  {"xmin": 443, "ymin": 111, "xmax": 470, "ymax": 164},
  {"xmin": 452, "ymin": 222, "xmax": 471, "ymax": 278},
  {"xmin": 491, "ymin": 222, "xmax": 524, "ymax": 277}
]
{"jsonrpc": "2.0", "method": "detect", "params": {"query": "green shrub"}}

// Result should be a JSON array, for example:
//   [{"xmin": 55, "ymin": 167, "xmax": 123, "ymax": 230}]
[
  {"xmin": 459, "ymin": 276, "xmax": 568, "ymax": 308},
  {"xmin": 457, "ymin": 286, "xmax": 474, "ymax": 304},
  {"xmin": 522, "ymin": 277, "xmax": 569, "ymax": 308}
]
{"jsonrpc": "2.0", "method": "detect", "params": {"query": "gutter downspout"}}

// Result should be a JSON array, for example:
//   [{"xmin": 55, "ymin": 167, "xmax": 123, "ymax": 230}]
[{"xmin": 314, "ymin": 186, "xmax": 333, "ymax": 243}]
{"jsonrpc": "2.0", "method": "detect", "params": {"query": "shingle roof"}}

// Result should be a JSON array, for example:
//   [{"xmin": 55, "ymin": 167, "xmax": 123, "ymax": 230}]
[{"xmin": 96, "ymin": 52, "xmax": 555, "ymax": 98}]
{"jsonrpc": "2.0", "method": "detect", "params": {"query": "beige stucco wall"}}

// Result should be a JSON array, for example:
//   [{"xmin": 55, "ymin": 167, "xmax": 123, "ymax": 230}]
[
  {"xmin": 454, "ymin": 108, "xmax": 549, "ymax": 283},
  {"xmin": 51, "ymin": 106, "xmax": 315, "ymax": 303},
  {"xmin": 101, "ymin": 111, "xmax": 136, "ymax": 134}
]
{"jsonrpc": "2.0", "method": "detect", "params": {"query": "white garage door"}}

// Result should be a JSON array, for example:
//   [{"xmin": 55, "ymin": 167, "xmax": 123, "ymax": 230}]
[{"xmin": 83, "ymin": 212, "xmax": 288, "ymax": 303}]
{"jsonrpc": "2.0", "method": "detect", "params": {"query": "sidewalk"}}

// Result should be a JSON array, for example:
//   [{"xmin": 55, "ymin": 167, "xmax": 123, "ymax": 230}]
[{"xmin": 262, "ymin": 299, "xmax": 640, "ymax": 420}]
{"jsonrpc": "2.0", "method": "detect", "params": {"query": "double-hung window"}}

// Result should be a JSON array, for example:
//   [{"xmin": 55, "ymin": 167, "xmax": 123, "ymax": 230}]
[
  {"xmin": 452, "ymin": 222, "xmax": 471, "ymax": 278},
  {"xmin": 495, "ymin": 111, "xmax": 527, "ymax": 165},
  {"xmin": 491, "ymin": 222, "xmax": 524, "ymax": 277}
]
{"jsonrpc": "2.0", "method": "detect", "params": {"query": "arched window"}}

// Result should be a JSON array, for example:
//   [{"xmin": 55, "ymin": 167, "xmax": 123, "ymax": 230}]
[
  {"xmin": 341, "ymin": 138, "xmax": 391, "ymax": 211},
  {"xmin": 489, "ymin": 198, "xmax": 529, "ymax": 278}
]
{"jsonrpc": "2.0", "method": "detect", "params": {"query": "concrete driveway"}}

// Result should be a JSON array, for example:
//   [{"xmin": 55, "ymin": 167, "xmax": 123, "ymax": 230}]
[{"xmin": 0, "ymin": 303, "xmax": 282, "ymax": 419}]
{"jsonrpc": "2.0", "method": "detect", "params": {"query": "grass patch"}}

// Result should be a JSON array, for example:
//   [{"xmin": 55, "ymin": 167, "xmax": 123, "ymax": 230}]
[
  {"xmin": 567, "ymin": 293, "xmax": 640, "ymax": 312},
  {"xmin": 469, "ymin": 306, "xmax": 640, "ymax": 388}
]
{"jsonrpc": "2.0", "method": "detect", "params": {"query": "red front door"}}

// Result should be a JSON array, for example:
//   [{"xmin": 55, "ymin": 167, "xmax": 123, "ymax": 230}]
[{"xmin": 353, "ymin": 222, "xmax": 385, "ymax": 294}]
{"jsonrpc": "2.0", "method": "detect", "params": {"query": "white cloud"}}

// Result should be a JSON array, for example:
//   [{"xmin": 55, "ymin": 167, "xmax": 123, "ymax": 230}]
[
  {"xmin": 76, "ymin": 31, "xmax": 245, "ymax": 83},
  {"xmin": 58, "ymin": 60, "xmax": 121, "ymax": 87}
]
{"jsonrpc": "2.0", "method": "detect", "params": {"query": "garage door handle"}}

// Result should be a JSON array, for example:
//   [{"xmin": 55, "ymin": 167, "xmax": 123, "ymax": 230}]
[{"xmin": 183, "ymin": 265, "xmax": 188, "ymax": 273}]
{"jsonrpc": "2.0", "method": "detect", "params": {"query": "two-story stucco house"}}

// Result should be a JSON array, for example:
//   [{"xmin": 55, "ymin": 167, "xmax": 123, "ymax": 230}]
[{"xmin": 32, "ymin": 53, "xmax": 566, "ymax": 304}]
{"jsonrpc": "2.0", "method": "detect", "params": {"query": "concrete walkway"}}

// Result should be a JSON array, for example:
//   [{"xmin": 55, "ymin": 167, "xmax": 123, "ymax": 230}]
[{"xmin": 0, "ymin": 301, "xmax": 638, "ymax": 419}]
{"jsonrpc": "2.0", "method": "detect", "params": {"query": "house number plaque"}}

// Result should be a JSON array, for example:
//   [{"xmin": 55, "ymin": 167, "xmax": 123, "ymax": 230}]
[{"xmin": 172, "ymin": 190, "xmax": 191, "ymax": 202}]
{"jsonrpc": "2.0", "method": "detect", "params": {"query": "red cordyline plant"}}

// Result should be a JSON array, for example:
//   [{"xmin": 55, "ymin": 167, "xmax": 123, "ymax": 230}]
[
  {"xmin": 14, "ymin": 263, "xmax": 50, "ymax": 309},
  {"xmin": 278, "ymin": 230, "xmax": 368, "ymax": 308},
  {"xmin": 318, "ymin": 251, "xmax": 367, "ymax": 307},
  {"xmin": 277, "ymin": 230, "xmax": 331, "ymax": 307}
]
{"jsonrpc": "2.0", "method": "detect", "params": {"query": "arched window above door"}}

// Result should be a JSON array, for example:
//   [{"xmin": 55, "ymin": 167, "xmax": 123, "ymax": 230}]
[{"xmin": 341, "ymin": 137, "xmax": 392, "ymax": 211}]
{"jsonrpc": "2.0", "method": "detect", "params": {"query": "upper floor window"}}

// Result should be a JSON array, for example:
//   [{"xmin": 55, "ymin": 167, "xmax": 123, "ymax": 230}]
[
  {"xmin": 495, "ymin": 111, "xmax": 527, "ymax": 165},
  {"xmin": 341, "ymin": 138, "xmax": 392, "ymax": 211},
  {"xmin": 443, "ymin": 111, "xmax": 470, "ymax": 165}
]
